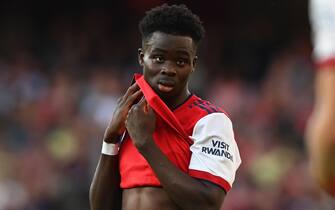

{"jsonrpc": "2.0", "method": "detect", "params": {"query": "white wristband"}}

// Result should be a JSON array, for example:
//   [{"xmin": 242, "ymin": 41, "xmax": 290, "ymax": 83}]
[{"xmin": 101, "ymin": 142, "xmax": 119, "ymax": 156}]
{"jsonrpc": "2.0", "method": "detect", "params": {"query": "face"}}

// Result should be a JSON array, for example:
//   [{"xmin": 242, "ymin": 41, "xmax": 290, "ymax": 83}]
[{"xmin": 138, "ymin": 31, "xmax": 197, "ymax": 106}]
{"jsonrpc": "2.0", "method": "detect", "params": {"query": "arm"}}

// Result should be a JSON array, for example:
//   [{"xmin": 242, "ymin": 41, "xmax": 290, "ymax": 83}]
[
  {"xmin": 90, "ymin": 145, "xmax": 122, "ymax": 210},
  {"xmin": 307, "ymin": 0, "xmax": 335, "ymax": 195},
  {"xmin": 126, "ymin": 99, "xmax": 239, "ymax": 210},
  {"xmin": 139, "ymin": 140, "xmax": 225, "ymax": 210},
  {"xmin": 306, "ymin": 69, "xmax": 335, "ymax": 195},
  {"xmin": 89, "ymin": 83, "xmax": 142, "ymax": 210}
]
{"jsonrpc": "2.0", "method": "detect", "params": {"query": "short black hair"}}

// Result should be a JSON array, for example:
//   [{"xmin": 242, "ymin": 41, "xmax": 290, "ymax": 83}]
[{"xmin": 139, "ymin": 4, "xmax": 205, "ymax": 45}]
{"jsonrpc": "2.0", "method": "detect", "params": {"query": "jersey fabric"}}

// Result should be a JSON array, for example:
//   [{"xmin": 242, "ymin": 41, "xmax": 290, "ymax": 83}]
[
  {"xmin": 119, "ymin": 74, "xmax": 241, "ymax": 192},
  {"xmin": 310, "ymin": 0, "xmax": 335, "ymax": 68}
]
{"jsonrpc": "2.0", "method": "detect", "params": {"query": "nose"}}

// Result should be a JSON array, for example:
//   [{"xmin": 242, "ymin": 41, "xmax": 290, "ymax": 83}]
[{"xmin": 161, "ymin": 63, "xmax": 176, "ymax": 76}]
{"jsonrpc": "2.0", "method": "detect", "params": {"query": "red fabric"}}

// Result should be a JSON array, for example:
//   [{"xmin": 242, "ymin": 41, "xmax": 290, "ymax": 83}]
[
  {"xmin": 188, "ymin": 169, "xmax": 232, "ymax": 192},
  {"xmin": 119, "ymin": 74, "xmax": 228, "ymax": 190},
  {"xmin": 120, "ymin": 74, "xmax": 194, "ymax": 188},
  {"xmin": 316, "ymin": 57, "xmax": 335, "ymax": 70},
  {"xmin": 119, "ymin": 116, "xmax": 192, "ymax": 188},
  {"xmin": 134, "ymin": 73, "xmax": 191, "ymax": 143},
  {"xmin": 328, "ymin": 179, "xmax": 335, "ymax": 196}
]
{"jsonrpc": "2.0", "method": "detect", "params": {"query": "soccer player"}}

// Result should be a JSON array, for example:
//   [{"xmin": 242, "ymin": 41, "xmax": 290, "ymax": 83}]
[
  {"xmin": 307, "ymin": 0, "xmax": 335, "ymax": 196},
  {"xmin": 89, "ymin": 4, "xmax": 241, "ymax": 210}
]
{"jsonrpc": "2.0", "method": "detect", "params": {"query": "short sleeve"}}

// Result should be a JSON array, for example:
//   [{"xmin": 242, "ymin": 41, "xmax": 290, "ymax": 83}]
[
  {"xmin": 309, "ymin": 0, "xmax": 335, "ymax": 65},
  {"xmin": 188, "ymin": 113, "xmax": 241, "ymax": 192}
]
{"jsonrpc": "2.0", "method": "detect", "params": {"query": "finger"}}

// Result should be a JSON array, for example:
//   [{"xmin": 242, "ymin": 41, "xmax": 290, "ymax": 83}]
[
  {"xmin": 138, "ymin": 96, "xmax": 146, "ymax": 104},
  {"xmin": 124, "ymin": 82, "xmax": 140, "ymax": 98},
  {"xmin": 147, "ymin": 103, "xmax": 153, "ymax": 112},
  {"xmin": 125, "ymin": 89, "xmax": 143, "ymax": 106},
  {"xmin": 137, "ymin": 97, "xmax": 147, "ymax": 108},
  {"xmin": 125, "ymin": 106, "xmax": 134, "ymax": 125},
  {"xmin": 137, "ymin": 97, "xmax": 150, "ymax": 112},
  {"xmin": 117, "ymin": 97, "xmax": 123, "ymax": 103}
]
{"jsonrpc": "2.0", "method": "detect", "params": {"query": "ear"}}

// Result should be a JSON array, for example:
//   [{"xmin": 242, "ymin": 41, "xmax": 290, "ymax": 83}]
[
  {"xmin": 138, "ymin": 48, "xmax": 144, "ymax": 66},
  {"xmin": 192, "ymin": 56, "xmax": 198, "ymax": 73}
]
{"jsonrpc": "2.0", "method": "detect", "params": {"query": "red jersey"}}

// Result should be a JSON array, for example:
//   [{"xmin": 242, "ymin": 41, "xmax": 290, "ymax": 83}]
[{"xmin": 119, "ymin": 74, "xmax": 241, "ymax": 192}]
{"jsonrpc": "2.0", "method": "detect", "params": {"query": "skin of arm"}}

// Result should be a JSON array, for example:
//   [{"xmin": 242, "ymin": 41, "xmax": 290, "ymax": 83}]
[
  {"xmin": 125, "ymin": 98, "xmax": 226, "ymax": 210},
  {"xmin": 89, "ymin": 83, "xmax": 143, "ymax": 210},
  {"xmin": 306, "ymin": 68, "xmax": 335, "ymax": 195},
  {"xmin": 90, "ymin": 153, "xmax": 122, "ymax": 210}
]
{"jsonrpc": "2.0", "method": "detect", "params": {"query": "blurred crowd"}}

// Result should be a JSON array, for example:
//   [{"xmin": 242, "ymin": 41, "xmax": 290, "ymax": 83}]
[{"xmin": 1, "ymin": 1, "xmax": 335, "ymax": 210}]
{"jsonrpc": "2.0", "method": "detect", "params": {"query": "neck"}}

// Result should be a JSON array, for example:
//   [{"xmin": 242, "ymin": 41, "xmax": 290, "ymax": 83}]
[{"xmin": 162, "ymin": 89, "xmax": 191, "ymax": 110}]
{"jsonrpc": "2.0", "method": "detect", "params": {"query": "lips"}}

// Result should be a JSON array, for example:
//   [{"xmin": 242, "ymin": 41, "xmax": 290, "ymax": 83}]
[{"xmin": 157, "ymin": 79, "xmax": 175, "ymax": 93}]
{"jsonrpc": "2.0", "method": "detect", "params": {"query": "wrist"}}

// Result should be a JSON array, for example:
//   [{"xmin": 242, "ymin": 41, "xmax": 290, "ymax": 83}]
[
  {"xmin": 135, "ymin": 137, "xmax": 155, "ymax": 153},
  {"xmin": 101, "ymin": 141, "xmax": 119, "ymax": 156},
  {"xmin": 103, "ymin": 131, "xmax": 124, "ymax": 143}
]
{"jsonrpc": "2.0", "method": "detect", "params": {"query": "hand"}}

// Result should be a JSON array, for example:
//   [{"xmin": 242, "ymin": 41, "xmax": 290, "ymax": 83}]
[
  {"xmin": 103, "ymin": 83, "xmax": 142, "ymax": 143},
  {"xmin": 125, "ymin": 97, "xmax": 156, "ymax": 150}
]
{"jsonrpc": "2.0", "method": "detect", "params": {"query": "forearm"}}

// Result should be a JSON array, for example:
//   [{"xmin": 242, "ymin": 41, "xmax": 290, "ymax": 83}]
[
  {"xmin": 89, "ymin": 155, "xmax": 122, "ymax": 210},
  {"xmin": 139, "ymin": 140, "xmax": 224, "ymax": 210},
  {"xmin": 308, "ymin": 117, "xmax": 335, "ymax": 192},
  {"xmin": 307, "ymin": 69, "xmax": 335, "ymax": 192},
  {"xmin": 89, "ymin": 80, "xmax": 142, "ymax": 209}
]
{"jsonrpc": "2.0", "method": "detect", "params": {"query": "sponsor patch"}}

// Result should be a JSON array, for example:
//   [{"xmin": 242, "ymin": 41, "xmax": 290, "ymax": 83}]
[{"xmin": 201, "ymin": 140, "xmax": 233, "ymax": 161}]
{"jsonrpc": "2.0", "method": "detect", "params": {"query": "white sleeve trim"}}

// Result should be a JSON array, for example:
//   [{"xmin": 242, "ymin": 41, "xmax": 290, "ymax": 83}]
[{"xmin": 189, "ymin": 113, "xmax": 241, "ymax": 188}]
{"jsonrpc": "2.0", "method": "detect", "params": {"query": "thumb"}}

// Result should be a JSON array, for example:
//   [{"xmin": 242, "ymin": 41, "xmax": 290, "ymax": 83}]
[
  {"xmin": 138, "ymin": 97, "xmax": 148, "ymax": 112},
  {"xmin": 146, "ymin": 103, "xmax": 155, "ymax": 115},
  {"xmin": 137, "ymin": 96, "xmax": 145, "ymax": 106}
]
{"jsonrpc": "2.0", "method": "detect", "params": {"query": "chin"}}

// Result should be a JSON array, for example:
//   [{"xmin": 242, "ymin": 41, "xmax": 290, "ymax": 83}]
[{"xmin": 156, "ymin": 89, "xmax": 175, "ymax": 99}]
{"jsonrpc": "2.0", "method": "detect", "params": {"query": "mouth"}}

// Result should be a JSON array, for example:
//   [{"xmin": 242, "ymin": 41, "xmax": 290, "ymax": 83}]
[{"xmin": 157, "ymin": 80, "xmax": 175, "ymax": 93}]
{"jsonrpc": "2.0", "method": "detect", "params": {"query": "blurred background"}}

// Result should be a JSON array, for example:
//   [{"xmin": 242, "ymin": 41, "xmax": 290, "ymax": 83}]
[{"xmin": 0, "ymin": 0, "xmax": 334, "ymax": 209}]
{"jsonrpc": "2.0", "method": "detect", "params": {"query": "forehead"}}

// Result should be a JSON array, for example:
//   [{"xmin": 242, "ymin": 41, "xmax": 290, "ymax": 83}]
[{"xmin": 144, "ymin": 31, "xmax": 196, "ymax": 54}]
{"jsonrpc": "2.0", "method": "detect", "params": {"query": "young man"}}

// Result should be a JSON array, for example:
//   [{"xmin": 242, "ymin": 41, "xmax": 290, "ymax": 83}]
[
  {"xmin": 307, "ymin": 0, "xmax": 335, "ymax": 196},
  {"xmin": 89, "ymin": 4, "xmax": 241, "ymax": 210}
]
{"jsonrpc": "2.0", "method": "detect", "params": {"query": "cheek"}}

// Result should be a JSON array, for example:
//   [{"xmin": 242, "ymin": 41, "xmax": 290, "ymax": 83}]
[
  {"xmin": 179, "ymin": 68, "xmax": 193, "ymax": 81},
  {"xmin": 143, "ymin": 64, "xmax": 157, "ymax": 77},
  {"xmin": 142, "ymin": 63, "xmax": 160, "ymax": 85},
  {"xmin": 142, "ymin": 58, "xmax": 152, "ymax": 74},
  {"xmin": 143, "ymin": 60, "xmax": 160, "ymax": 76}
]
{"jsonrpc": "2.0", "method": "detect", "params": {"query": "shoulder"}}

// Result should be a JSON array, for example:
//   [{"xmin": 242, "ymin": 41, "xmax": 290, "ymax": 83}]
[
  {"xmin": 194, "ymin": 112, "xmax": 232, "ymax": 131},
  {"xmin": 191, "ymin": 112, "xmax": 235, "ymax": 146},
  {"xmin": 188, "ymin": 112, "xmax": 241, "ymax": 192},
  {"xmin": 189, "ymin": 96, "xmax": 232, "ymax": 132},
  {"xmin": 188, "ymin": 96, "xmax": 229, "ymax": 116},
  {"xmin": 174, "ymin": 95, "xmax": 230, "ymax": 135}
]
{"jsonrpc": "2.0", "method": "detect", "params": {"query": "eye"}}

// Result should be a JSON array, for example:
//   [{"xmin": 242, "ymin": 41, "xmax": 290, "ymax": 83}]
[
  {"xmin": 153, "ymin": 56, "xmax": 164, "ymax": 63},
  {"xmin": 176, "ymin": 59, "xmax": 186, "ymax": 66}
]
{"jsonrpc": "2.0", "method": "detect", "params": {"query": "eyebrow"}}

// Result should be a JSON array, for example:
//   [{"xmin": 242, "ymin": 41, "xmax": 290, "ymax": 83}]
[
  {"xmin": 175, "ymin": 49, "xmax": 191, "ymax": 57},
  {"xmin": 150, "ymin": 48, "xmax": 192, "ymax": 57},
  {"xmin": 151, "ymin": 48, "xmax": 167, "ymax": 53}
]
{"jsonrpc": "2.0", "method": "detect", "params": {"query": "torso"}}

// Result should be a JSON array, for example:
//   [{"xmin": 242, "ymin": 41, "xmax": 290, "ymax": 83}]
[
  {"xmin": 120, "ymin": 95, "xmax": 228, "ymax": 209},
  {"xmin": 122, "ymin": 187, "xmax": 181, "ymax": 210}
]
